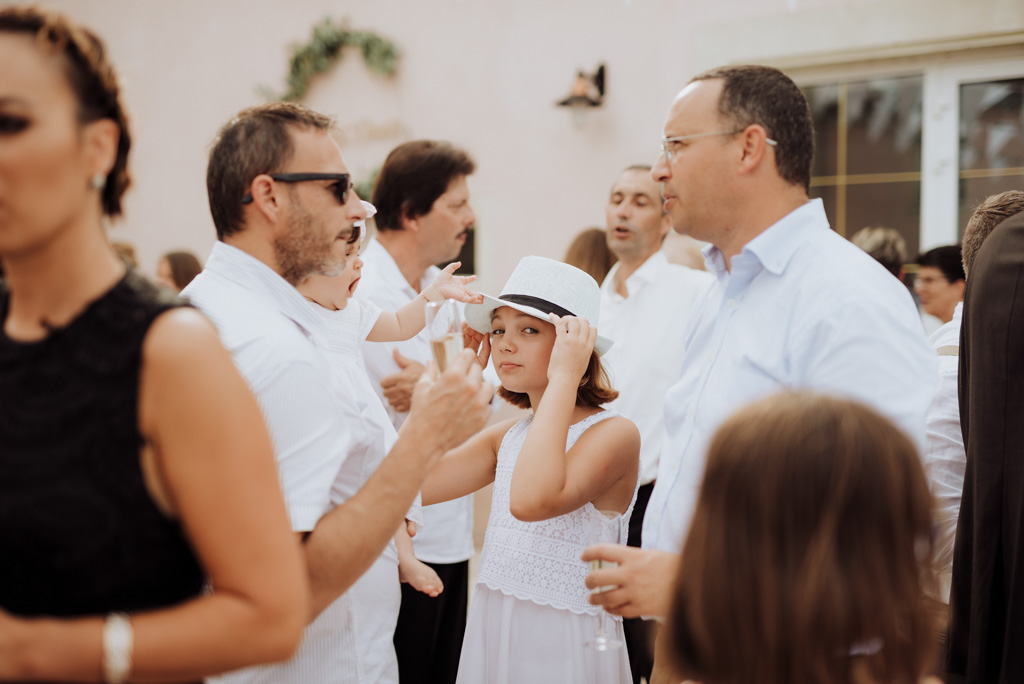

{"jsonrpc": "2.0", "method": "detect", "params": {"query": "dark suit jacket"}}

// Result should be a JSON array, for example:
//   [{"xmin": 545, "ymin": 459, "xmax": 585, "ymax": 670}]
[{"xmin": 947, "ymin": 209, "xmax": 1024, "ymax": 683}]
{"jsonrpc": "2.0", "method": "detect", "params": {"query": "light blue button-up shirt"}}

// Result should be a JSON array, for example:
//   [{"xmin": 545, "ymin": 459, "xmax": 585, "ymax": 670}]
[{"xmin": 642, "ymin": 199, "xmax": 937, "ymax": 553}]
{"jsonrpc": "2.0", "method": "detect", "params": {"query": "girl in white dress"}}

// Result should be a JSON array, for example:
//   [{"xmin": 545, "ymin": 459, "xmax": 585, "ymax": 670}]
[
  {"xmin": 423, "ymin": 256, "xmax": 640, "ymax": 684},
  {"xmin": 297, "ymin": 209, "xmax": 481, "ymax": 682}
]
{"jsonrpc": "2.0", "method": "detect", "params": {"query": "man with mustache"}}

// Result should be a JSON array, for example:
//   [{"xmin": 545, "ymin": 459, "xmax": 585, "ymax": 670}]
[{"xmin": 358, "ymin": 140, "xmax": 479, "ymax": 684}]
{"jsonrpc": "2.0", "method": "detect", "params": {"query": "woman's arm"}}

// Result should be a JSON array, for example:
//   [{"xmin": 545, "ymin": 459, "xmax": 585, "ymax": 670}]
[
  {"xmin": 367, "ymin": 262, "xmax": 482, "ymax": 342},
  {"xmin": 509, "ymin": 317, "xmax": 640, "ymax": 522},
  {"xmin": 419, "ymin": 419, "xmax": 513, "ymax": 505},
  {"xmin": 0, "ymin": 308, "xmax": 308, "ymax": 682}
]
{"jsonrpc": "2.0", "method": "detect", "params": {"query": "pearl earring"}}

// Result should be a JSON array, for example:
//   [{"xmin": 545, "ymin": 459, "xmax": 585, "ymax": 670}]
[{"xmin": 90, "ymin": 173, "xmax": 106, "ymax": 191}]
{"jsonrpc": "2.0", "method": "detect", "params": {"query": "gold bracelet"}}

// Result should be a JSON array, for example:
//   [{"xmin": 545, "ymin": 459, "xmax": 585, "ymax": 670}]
[
  {"xmin": 102, "ymin": 613, "xmax": 133, "ymax": 684},
  {"xmin": 422, "ymin": 286, "xmax": 444, "ymax": 304}
]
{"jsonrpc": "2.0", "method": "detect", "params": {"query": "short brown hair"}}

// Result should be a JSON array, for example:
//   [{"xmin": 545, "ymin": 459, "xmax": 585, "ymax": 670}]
[
  {"xmin": 0, "ymin": 7, "xmax": 132, "ymax": 217},
  {"xmin": 962, "ymin": 190, "xmax": 1024, "ymax": 278},
  {"xmin": 207, "ymin": 102, "xmax": 333, "ymax": 239},
  {"xmin": 372, "ymin": 140, "xmax": 475, "ymax": 231},
  {"xmin": 691, "ymin": 65, "xmax": 814, "ymax": 192},
  {"xmin": 668, "ymin": 392, "xmax": 935, "ymax": 684},
  {"xmin": 162, "ymin": 250, "xmax": 203, "ymax": 290},
  {"xmin": 498, "ymin": 351, "xmax": 618, "ymax": 410}
]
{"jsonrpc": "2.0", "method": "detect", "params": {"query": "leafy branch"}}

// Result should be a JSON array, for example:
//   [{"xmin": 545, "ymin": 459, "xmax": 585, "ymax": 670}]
[{"xmin": 275, "ymin": 18, "xmax": 399, "ymax": 102}]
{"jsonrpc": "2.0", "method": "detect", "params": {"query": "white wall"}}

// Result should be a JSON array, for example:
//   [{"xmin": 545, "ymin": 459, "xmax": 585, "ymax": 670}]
[{"xmin": 9, "ymin": 0, "xmax": 1022, "ymax": 293}]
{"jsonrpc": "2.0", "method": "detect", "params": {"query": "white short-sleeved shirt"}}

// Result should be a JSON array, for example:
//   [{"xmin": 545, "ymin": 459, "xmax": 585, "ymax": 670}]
[
  {"xmin": 358, "ymin": 237, "xmax": 474, "ymax": 564},
  {"xmin": 183, "ymin": 241, "xmax": 354, "ymax": 532},
  {"xmin": 312, "ymin": 298, "xmax": 423, "ymax": 546},
  {"xmin": 600, "ymin": 251, "xmax": 714, "ymax": 486},
  {"xmin": 185, "ymin": 242, "xmax": 363, "ymax": 684},
  {"xmin": 642, "ymin": 200, "xmax": 938, "ymax": 553},
  {"xmin": 922, "ymin": 301, "xmax": 965, "ymax": 603}
]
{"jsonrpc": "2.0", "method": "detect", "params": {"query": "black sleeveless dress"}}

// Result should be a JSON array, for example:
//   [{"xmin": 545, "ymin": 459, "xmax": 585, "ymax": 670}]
[{"xmin": 0, "ymin": 270, "xmax": 205, "ymax": 618}]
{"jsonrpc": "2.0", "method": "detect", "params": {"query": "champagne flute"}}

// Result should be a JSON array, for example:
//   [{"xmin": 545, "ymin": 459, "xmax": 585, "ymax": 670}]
[
  {"xmin": 583, "ymin": 507, "xmax": 624, "ymax": 651},
  {"xmin": 425, "ymin": 299, "xmax": 462, "ymax": 372}
]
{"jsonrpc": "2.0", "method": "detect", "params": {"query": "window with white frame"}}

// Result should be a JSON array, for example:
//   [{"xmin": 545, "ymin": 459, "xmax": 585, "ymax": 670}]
[{"xmin": 795, "ymin": 54, "xmax": 1024, "ymax": 264}]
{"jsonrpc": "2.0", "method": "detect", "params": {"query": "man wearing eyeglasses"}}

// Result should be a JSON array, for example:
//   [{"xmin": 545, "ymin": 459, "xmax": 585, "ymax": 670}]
[
  {"xmin": 183, "ymin": 103, "xmax": 493, "ymax": 684},
  {"xmin": 583, "ymin": 65, "xmax": 936, "ymax": 681}
]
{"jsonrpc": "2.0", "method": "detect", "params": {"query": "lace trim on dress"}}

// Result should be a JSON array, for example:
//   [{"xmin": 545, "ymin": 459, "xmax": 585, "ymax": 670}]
[{"xmin": 476, "ymin": 410, "xmax": 639, "ymax": 616}]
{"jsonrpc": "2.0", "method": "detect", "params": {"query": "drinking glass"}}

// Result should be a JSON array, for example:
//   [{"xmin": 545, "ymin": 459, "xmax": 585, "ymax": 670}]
[
  {"xmin": 583, "ymin": 507, "xmax": 624, "ymax": 651},
  {"xmin": 425, "ymin": 299, "xmax": 462, "ymax": 372}
]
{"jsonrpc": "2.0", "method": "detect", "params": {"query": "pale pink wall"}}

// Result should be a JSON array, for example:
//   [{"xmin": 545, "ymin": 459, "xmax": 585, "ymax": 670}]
[{"xmin": 6, "ymin": 0, "xmax": 1022, "ymax": 293}]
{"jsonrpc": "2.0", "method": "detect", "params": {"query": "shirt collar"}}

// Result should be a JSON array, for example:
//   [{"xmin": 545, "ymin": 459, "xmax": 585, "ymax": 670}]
[
  {"xmin": 205, "ymin": 241, "xmax": 326, "ymax": 337},
  {"xmin": 601, "ymin": 250, "xmax": 667, "ymax": 297},
  {"xmin": 703, "ymin": 198, "xmax": 829, "ymax": 277},
  {"xmin": 363, "ymin": 237, "xmax": 437, "ymax": 294}
]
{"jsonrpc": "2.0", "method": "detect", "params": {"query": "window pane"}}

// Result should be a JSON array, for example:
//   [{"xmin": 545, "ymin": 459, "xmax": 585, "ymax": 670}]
[
  {"xmin": 846, "ymin": 76, "xmax": 923, "ymax": 175},
  {"xmin": 959, "ymin": 77, "xmax": 1024, "ymax": 234},
  {"xmin": 805, "ymin": 83, "xmax": 840, "ymax": 178},
  {"xmin": 960, "ymin": 78, "xmax": 1024, "ymax": 170},
  {"xmin": 846, "ymin": 181, "xmax": 921, "ymax": 258}
]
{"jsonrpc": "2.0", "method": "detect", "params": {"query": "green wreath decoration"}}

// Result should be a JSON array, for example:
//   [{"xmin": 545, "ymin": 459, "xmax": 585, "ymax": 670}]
[{"xmin": 275, "ymin": 18, "xmax": 399, "ymax": 102}]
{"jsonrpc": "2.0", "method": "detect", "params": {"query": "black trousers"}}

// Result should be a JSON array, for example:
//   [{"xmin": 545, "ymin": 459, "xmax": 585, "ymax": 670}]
[
  {"xmin": 393, "ymin": 559, "xmax": 469, "ymax": 684},
  {"xmin": 623, "ymin": 481, "xmax": 656, "ymax": 684}
]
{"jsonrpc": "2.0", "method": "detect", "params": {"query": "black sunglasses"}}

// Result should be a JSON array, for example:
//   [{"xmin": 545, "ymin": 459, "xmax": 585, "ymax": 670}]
[{"xmin": 241, "ymin": 173, "xmax": 352, "ymax": 205}]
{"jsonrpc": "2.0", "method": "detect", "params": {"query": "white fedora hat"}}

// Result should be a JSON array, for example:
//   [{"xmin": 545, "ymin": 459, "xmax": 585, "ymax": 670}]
[{"xmin": 464, "ymin": 256, "xmax": 613, "ymax": 355}]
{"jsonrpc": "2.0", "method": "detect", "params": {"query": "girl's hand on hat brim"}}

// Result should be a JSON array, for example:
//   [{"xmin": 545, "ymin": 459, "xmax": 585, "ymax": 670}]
[
  {"xmin": 547, "ymin": 314, "xmax": 597, "ymax": 386},
  {"xmin": 461, "ymin": 321, "xmax": 491, "ymax": 369}
]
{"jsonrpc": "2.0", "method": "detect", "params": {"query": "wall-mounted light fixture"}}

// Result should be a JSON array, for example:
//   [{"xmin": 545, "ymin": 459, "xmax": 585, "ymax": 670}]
[{"xmin": 556, "ymin": 64, "xmax": 605, "ymax": 127}]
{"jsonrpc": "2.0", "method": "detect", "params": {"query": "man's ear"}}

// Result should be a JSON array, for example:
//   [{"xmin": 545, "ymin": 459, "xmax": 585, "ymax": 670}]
[
  {"xmin": 400, "ymin": 205, "xmax": 420, "ymax": 233},
  {"xmin": 248, "ymin": 174, "xmax": 281, "ymax": 224},
  {"xmin": 736, "ymin": 124, "xmax": 774, "ymax": 177}
]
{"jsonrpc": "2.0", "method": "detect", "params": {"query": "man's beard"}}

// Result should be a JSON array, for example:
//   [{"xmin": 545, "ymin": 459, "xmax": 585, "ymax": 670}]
[{"xmin": 273, "ymin": 202, "xmax": 344, "ymax": 286}]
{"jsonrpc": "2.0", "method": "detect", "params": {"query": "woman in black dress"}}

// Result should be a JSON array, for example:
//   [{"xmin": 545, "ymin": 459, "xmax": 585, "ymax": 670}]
[{"xmin": 0, "ymin": 8, "xmax": 306, "ymax": 682}]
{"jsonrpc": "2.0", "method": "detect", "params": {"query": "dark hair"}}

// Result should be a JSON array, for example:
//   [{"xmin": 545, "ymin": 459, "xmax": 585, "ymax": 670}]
[
  {"xmin": 563, "ymin": 228, "xmax": 616, "ymax": 285},
  {"xmin": 162, "ymin": 251, "xmax": 203, "ymax": 290},
  {"xmin": 962, "ymin": 191, "xmax": 1024, "ymax": 278},
  {"xmin": 916, "ymin": 245, "xmax": 965, "ymax": 284},
  {"xmin": 0, "ymin": 7, "xmax": 132, "ymax": 216},
  {"xmin": 372, "ymin": 140, "xmax": 475, "ymax": 231},
  {"xmin": 668, "ymin": 392, "xmax": 936, "ymax": 684},
  {"xmin": 850, "ymin": 226, "xmax": 907, "ymax": 278},
  {"xmin": 691, "ymin": 65, "xmax": 814, "ymax": 192},
  {"xmin": 207, "ymin": 102, "xmax": 333, "ymax": 240},
  {"xmin": 498, "ymin": 350, "xmax": 618, "ymax": 410}
]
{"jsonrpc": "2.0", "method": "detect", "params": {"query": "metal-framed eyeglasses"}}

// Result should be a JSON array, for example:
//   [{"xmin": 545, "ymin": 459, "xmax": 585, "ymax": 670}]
[
  {"xmin": 240, "ymin": 172, "xmax": 352, "ymax": 205},
  {"xmin": 660, "ymin": 130, "xmax": 777, "ymax": 162}
]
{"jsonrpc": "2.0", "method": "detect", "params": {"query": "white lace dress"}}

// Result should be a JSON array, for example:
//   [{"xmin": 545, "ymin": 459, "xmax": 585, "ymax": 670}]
[{"xmin": 456, "ymin": 412, "xmax": 637, "ymax": 684}]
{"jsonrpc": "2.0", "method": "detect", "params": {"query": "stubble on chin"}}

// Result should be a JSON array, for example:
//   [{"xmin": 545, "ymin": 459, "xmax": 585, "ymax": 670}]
[{"xmin": 274, "ymin": 205, "xmax": 344, "ymax": 286}]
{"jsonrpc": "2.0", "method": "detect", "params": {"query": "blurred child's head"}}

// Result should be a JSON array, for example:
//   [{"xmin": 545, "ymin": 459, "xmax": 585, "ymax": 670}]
[{"xmin": 668, "ymin": 392, "xmax": 936, "ymax": 684}]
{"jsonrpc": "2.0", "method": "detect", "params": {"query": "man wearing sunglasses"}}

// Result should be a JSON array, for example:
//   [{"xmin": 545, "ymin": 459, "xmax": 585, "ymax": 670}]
[
  {"xmin": 582, "ymin": 65, "xmax": 936, "ymax": 682},
  {"xmin": 183, "ymin": 103, "xmax": 493, "ymax": 684}
]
